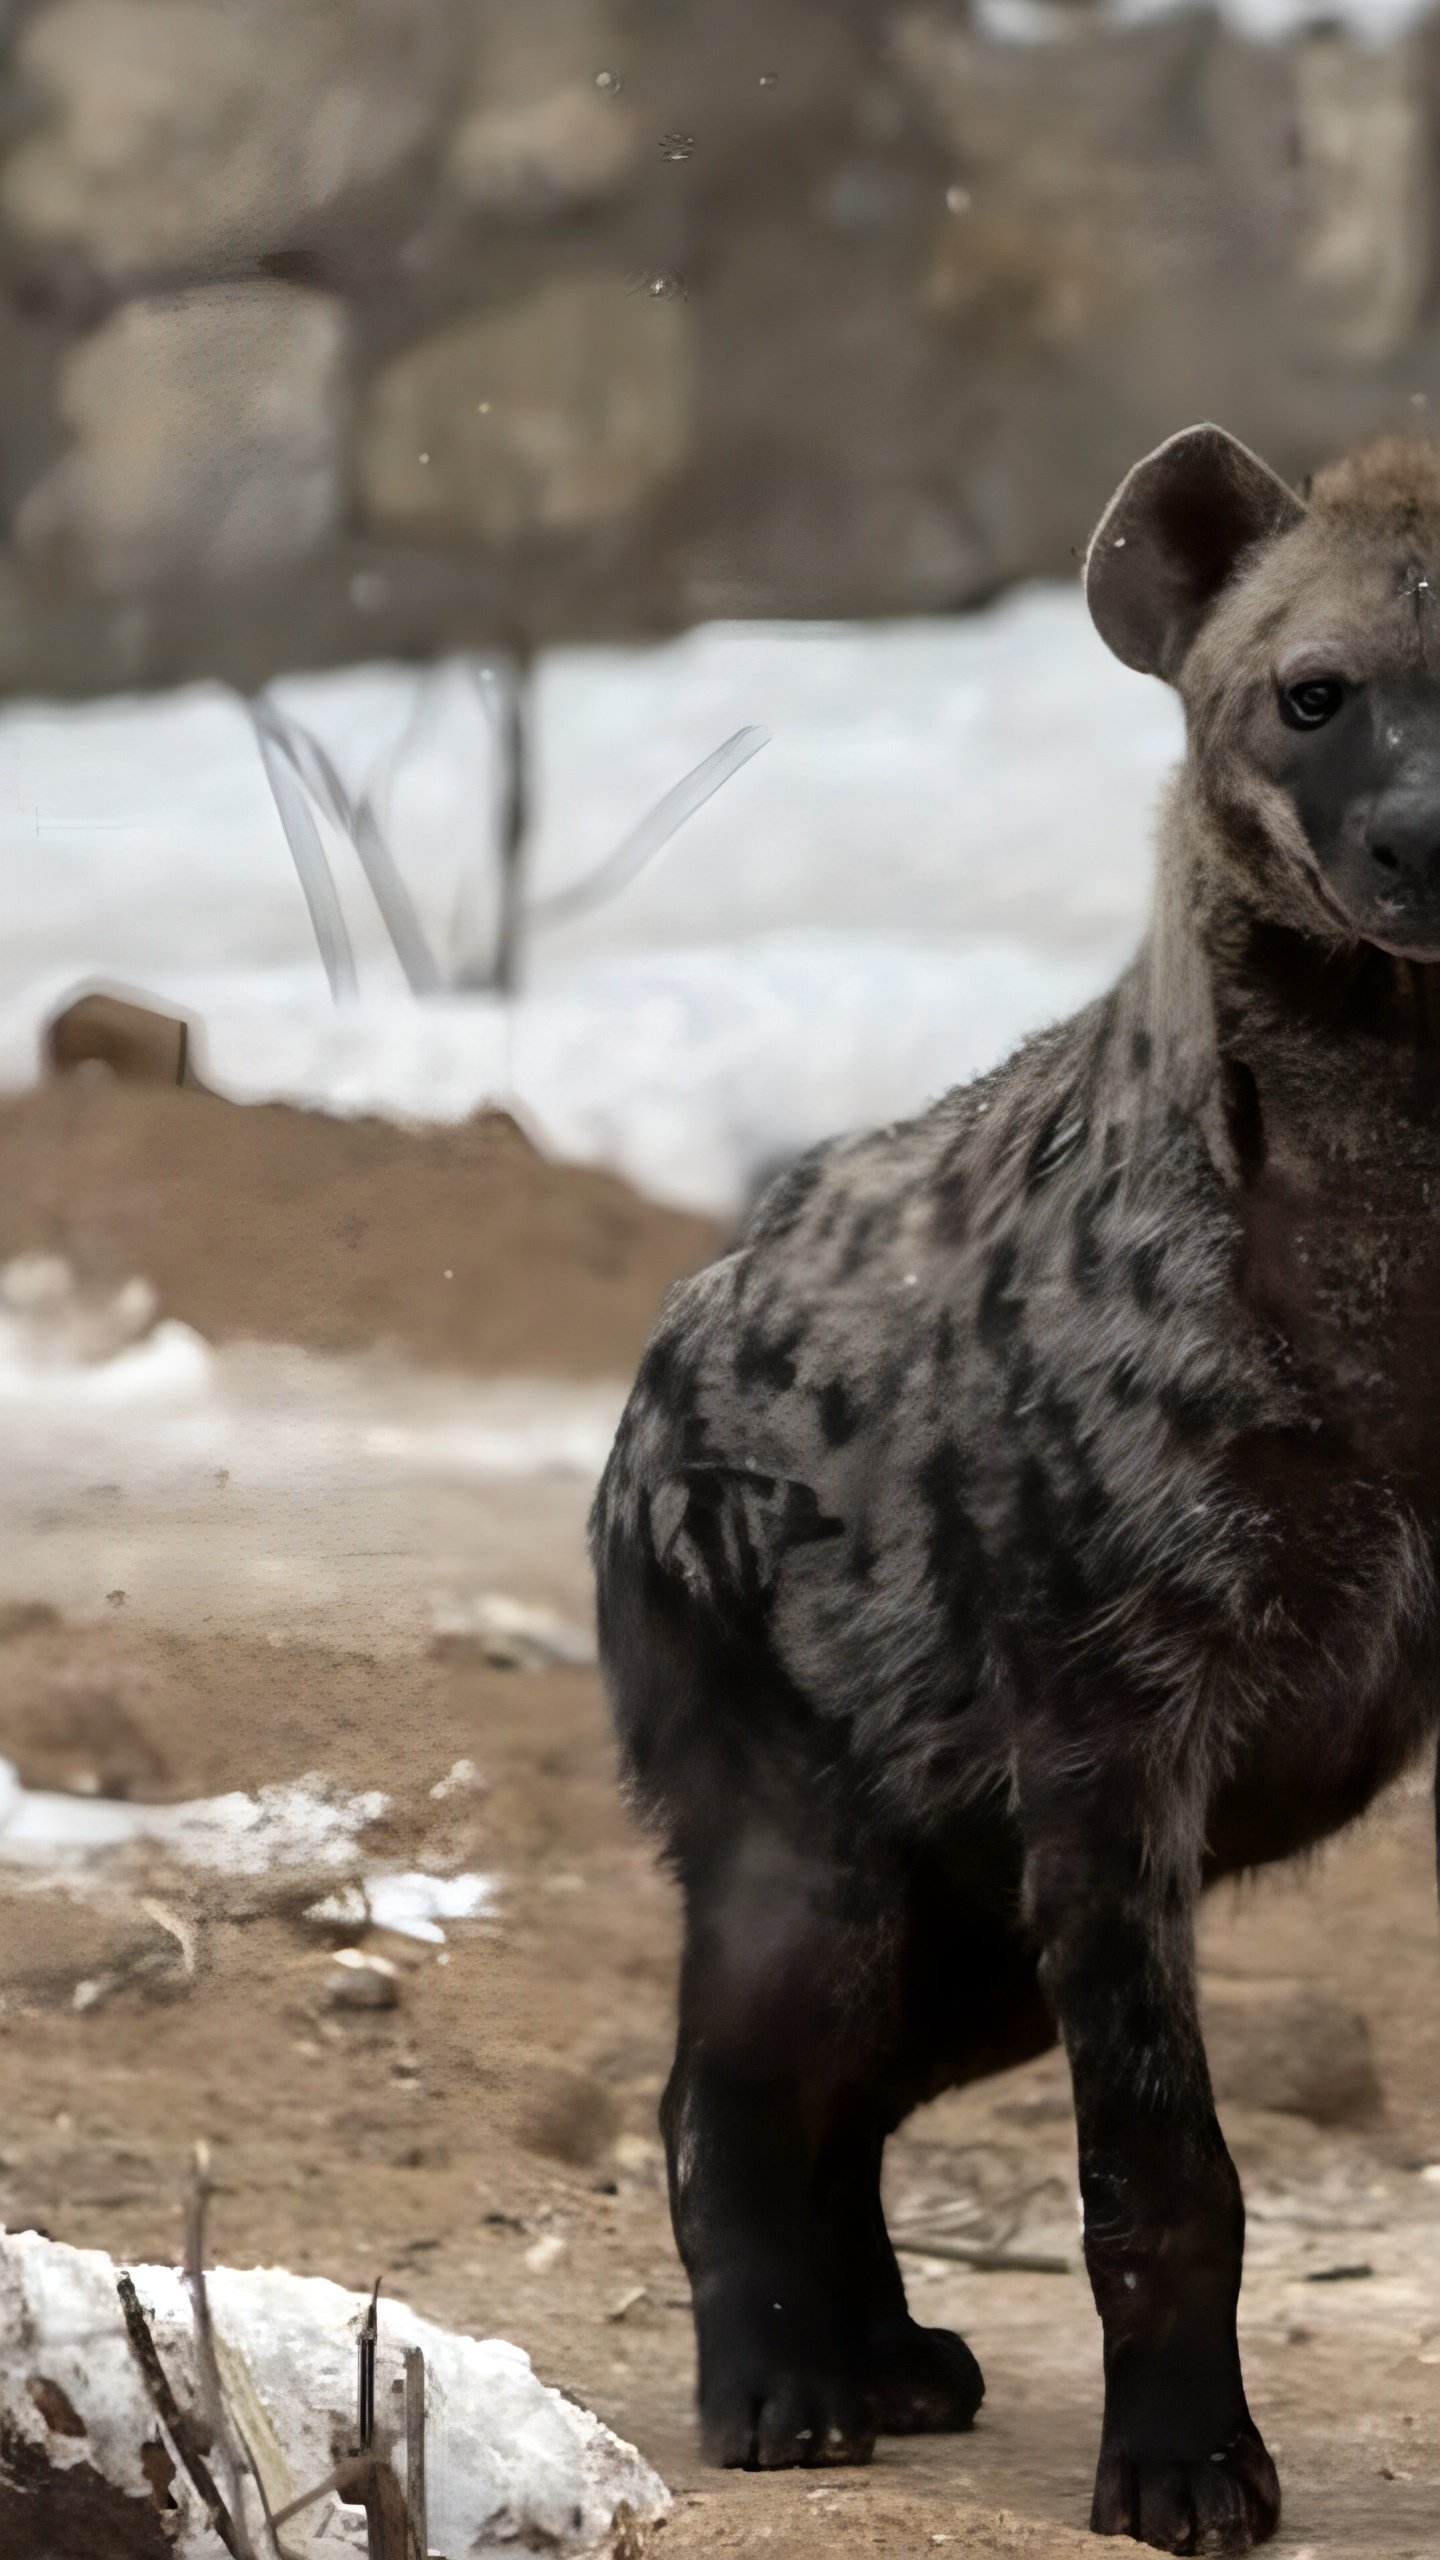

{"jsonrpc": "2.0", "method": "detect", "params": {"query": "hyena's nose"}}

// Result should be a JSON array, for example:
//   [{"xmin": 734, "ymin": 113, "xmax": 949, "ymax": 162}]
[{"xmin": 1365, "ymin": 798, "xmax": 1440, "ymax": 889}]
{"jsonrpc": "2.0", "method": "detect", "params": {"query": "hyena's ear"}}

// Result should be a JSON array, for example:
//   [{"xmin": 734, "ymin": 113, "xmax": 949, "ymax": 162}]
[{"xmin": 1085, "ymin": 424, "xmax": 1304, "ymax": 681}]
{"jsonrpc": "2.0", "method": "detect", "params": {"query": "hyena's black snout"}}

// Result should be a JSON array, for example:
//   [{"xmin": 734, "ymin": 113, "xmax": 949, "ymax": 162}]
[{"xmin": 1364, "ymin": 783, "xmax": 1440, "ymax": 896}]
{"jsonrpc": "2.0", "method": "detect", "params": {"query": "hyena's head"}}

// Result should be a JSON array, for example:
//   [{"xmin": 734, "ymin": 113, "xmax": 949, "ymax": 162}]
[{"xmin": 1087, "ymin": 423, "xmax": 1440, "ymax": 959}]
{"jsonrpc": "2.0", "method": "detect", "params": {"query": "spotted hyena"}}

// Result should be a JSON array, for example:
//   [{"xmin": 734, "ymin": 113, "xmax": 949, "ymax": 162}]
[{"xmin": 591, "ymin": 425, "xmax": 1440, "ymax": 2552}]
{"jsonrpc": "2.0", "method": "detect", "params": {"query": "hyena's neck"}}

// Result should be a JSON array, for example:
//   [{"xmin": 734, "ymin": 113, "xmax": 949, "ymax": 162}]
[{"xmin": 1132, "ymin": 780, "xmax": 1440, "ymax": 1193}]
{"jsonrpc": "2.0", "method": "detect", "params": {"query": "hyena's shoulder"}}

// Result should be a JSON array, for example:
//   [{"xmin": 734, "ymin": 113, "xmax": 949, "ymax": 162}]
[{"xmin": 593, "ymin": 1000, "xmax": 1117, "ymax": 1556}]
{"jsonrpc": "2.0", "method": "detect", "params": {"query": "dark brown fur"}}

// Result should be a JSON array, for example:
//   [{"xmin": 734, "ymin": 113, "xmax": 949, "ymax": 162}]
[{"xmin": 592, "ymin": 427, "xmax": 1440, "ymax": 2551}]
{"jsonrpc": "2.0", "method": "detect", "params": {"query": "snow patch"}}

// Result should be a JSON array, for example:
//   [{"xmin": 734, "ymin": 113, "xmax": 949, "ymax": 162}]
[
  {"xmin": 0, "ymin": 594, "xmax": 1165, "ymax": 1212},
  {"xmin": 0, "ymin": 2228, "xmax": 669, "ymax": 2557},
  {"xmin": 0, "ymin": 1761, "xmax": 386, "ymax": 1879}
]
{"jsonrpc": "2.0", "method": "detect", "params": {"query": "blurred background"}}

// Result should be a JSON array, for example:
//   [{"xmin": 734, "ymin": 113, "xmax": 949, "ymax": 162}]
[
  {"xmin": 1, "ymin": 0, "xmax": 1437, "ymax": 679},
  {"xmin": 0, "ymin": 10, "xmax": 1437, "ymax": 2559},
  {"xmin": 1, "ymin": 0, "xmax": 1438, "ymax": 1206}
]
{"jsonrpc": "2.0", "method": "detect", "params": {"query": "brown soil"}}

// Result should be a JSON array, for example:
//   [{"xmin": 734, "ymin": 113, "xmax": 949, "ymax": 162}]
[
  {"xmin": 0, "ymin": 1088, "xmax": 1434, "ymax": 2557},
  {"xmin": 0, "ymin": 1606, "xmax": 1434, "ymax": 2560},
  {"xmin": 0, "ymin": 1081, "xmax": 717, "ymax": 1377}
]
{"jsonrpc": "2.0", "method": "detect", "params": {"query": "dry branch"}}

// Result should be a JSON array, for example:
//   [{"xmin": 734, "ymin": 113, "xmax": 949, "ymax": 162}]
[{"xmin": 115, "ymin": 2268, "xmax": 245, "ymax": 2558}]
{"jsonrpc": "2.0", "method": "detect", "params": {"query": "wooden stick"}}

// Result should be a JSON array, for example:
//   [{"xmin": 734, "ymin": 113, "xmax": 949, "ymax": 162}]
[
  {"xmin": 359, "ymin": 2279, "xmax": 380, "ymax": 2449},
  {"xmin": 270, "ymin": 2460, "xmax": 363, "ymax": 2530},
  {"xmin": 363, "ymin": 2453, "xmax": 413, "ymax": 2560},
  {"xmin": 892, "ymin": 2237, "xmax": 1071, "ymax": 2275},
  {"xmin": 186, "ymin": 2148, "xmax": 260, "ymax": 2560},
  {"xmin": 116, "ymin": 2270, "xmax": 245, "ymax": 2559},
  {"xmin": 404, "ymin": 2347, "xmax": 428, "ymax": 2560}
]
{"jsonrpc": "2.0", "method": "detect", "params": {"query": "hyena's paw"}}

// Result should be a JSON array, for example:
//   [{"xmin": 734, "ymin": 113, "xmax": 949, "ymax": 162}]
[
  {"xmin": 1091, "ymin": 2419, "xmax": 1280, "ymax": 2554},
  {"xmin": 701, "ymin": 2359, "xmax": 877, "ymax": 2470},
  {"xmin": 866, "ymin": 2317, "xmax": 985, "ymax": 2434}
]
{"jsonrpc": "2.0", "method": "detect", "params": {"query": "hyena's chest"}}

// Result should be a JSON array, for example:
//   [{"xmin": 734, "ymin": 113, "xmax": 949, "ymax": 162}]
[{"xmin": 1245, "ymin": 1139, "xmax": 1440, "ymax": 1507}]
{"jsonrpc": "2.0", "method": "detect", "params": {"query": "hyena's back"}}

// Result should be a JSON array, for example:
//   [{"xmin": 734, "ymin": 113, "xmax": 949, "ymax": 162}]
[{"xmin": 591, "ymin": 983, "xmax": 1245, "ymax": 1838}]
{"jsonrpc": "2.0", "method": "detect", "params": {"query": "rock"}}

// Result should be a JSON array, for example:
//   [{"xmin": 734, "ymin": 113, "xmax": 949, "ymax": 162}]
[
  {"xmin": 358, "ymin": 277, "xmax": 694, "ymax": 543},
  {"xmin": 447, "ymin": 0, "xmax": 640, "ymax": 213},
  {"xmin": 3, "ymin": 0, "xmax": 449, "ymax": 281},
  {"xmin": 45, "ymin": 991, "xmax": 207, "ymax": 1092},
  {"xmin": 1203, "ymin": 1983, "xmax": 1384, "ymax": 2131},
  {"xmin": 324, "ymin": 1948, "xmax": 401, "ymax": 2012},
  {"xmin": 16, "ymin": 285, "xmax": 350, "ymax": 589},
  {"xmin": 520, "ymin": 2065, "xmax": 621, "ymax": 2169}
]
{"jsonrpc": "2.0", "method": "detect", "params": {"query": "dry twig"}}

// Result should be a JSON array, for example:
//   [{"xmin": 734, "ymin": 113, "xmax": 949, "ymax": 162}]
[
  {"xmin": 115, "ymin": 2269, "xmax": 246, "ymax": 2559},
  {"xmin": 186, "ymin": 2147, "xmax": 261, "ymax": 2560}
]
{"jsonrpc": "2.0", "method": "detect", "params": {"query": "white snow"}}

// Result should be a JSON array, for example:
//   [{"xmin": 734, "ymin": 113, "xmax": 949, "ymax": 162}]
[
  {"xmin": 0, "ymin": 1257, "xmax": 612, "ymax": 1646},
  {"xmin": 0, "ymin": 1750, "xmax": 499, "ymax": 1940},
  {"xmin": 0, "ymin": 1257, "xmax": 622, "ymax": 1503},
  {"xmin": 0, "ymin": 2228, "xmax": 670, "ymax": 2557},
  {"xmin": 0, "ymin": 1759, "xmax": 386, "ymax": 1877},
  {"xmin": 978, "ymin": 0, "xmax": 1432, "ymax": 44},
  {"xmin": 0, "ymin": 590, "xmax": 1173, "ymax": 1214},
  {"xmin": 363, "ymin": 1871, "xmax": 500, "ymax": 1943}
]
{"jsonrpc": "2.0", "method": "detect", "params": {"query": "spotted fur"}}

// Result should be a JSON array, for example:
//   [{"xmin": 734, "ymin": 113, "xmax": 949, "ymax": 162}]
[{"xmin": 591, "ymin": 426, "xmax": 1440, "ymax": 2548}]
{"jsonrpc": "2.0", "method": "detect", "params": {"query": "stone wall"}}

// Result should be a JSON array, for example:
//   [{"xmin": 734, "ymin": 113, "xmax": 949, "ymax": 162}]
[{"xmin": 1, "ymin": 0, "xmax": 1439, "ymax": 695}]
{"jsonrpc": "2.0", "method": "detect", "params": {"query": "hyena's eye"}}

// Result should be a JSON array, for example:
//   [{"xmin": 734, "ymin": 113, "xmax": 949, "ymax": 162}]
[{"xmin": 1279, "ymin": 677, "xmax": 1347, "ymax": 731}]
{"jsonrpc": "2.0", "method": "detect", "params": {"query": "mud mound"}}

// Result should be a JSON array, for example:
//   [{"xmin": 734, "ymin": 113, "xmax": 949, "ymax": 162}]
[{"xmin": 0, "ymin": 1083, "xmax": 716, "ymax": 1377}]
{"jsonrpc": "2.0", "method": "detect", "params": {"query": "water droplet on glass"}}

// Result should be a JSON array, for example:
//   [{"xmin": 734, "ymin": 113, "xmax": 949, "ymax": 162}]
[
  {"xmin": 595, "ymin": 67, "xmax": 623, "ymax": 93},
  {"xmin": 660, "ymin": 131, "xmax": 694, "ymax": 161},
  {"xmin": 758, "ymin": 70, "xmax": 778, "ymax": 87},
  {"xmin": 945, "ymin": 184, "xmax": 971, "ymax": 214}
]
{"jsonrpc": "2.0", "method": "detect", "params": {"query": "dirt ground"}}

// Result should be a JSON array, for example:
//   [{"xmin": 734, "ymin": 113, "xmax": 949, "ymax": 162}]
[
  {"xmin": 0, "ymin": 1082, "xmax": 717, "ymax": 1376},
  {"xmin": 0, "ymin": 1087, "xmax": 1435, "ymax": 2559}
]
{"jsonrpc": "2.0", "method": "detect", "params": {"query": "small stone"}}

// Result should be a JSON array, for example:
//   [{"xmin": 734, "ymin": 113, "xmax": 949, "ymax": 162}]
[
  {"xmin": 428, "ymin": 1757, "xmax": 485, "ymax": 1800},
  {"xmin": 519, "ymin": 2066, "xmax": 619, "ymax": 2168},
  {"xmin": 606, "ymin": 2283, "xmax": 648, "ymax": 2321},
  {"xmin": 325, "ymin": 1950, "xmax": 400, "ymax": 2012}
]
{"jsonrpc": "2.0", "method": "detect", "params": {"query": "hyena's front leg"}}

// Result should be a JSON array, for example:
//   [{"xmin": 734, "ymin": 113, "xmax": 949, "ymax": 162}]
[{"xmin": 1022, "ymin": 1766, "xmax": 1280, "ymax": 2554}]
